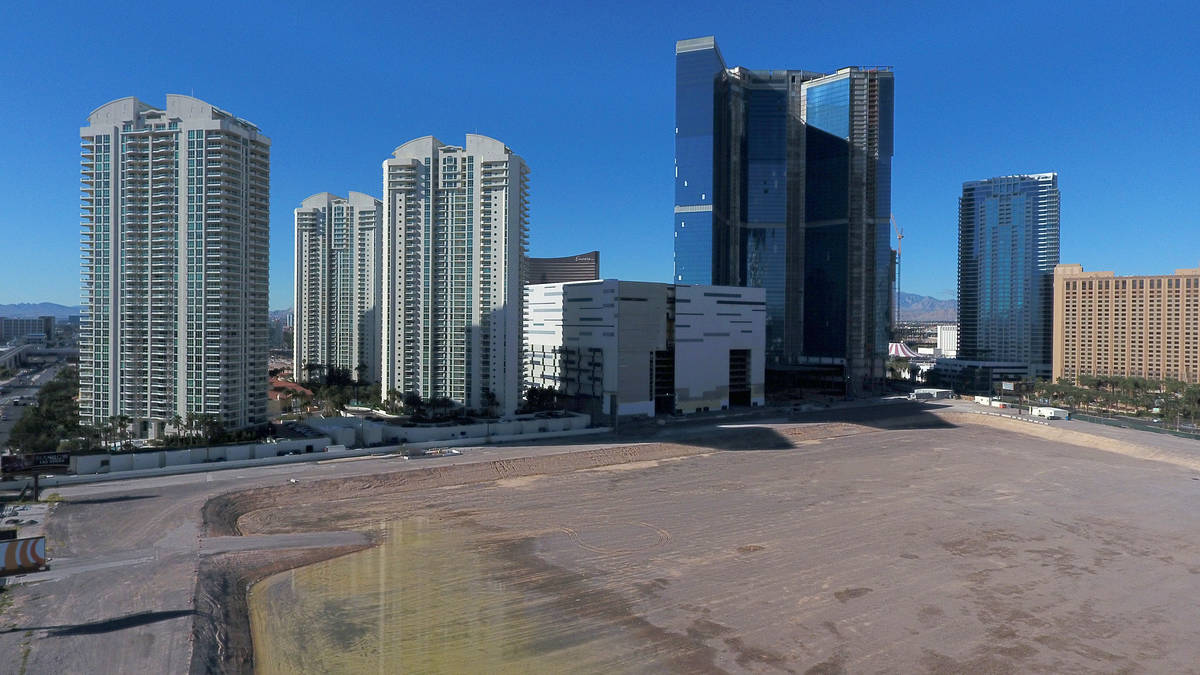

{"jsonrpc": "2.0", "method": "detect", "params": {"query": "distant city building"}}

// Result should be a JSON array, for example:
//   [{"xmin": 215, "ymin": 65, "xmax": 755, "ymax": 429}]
[
  {"xmin": 1053, "ymin": 264, "xmax": 1200, "ymax": 384},
  {"xmin": 525, "ymin": 280, "xmax": 765, "ymax": 418},
  {"xmin": 79, "ymin": 95, "xmax": 270, "ymax": 436},
  {"xmin": 957, "ymin": 173, "xmax": 1060, "ymax": 377},
  {"xmin": 294, "ymin": 191, "xmax": 383, "ymax": 384},
  {"xmin": 525, "ymin": 251, "xmax": 599, "ymax": 285},
  {"xmin": 674, "ymin": 36, "xmax": 894, "ymax": 394},
  {"xmin": 0, "ymin": 316, "xmax": 55, "ymax": 343},
  {"xmin": 937, "ymin": 324, "xmax": 958, "ymax": 359},
  {"xmin": 930, "ymin": 357, "xmax": 1034, "ymax": 392},
  {"xmin": 381, "ymin": 135, "xmax": 528, "ymax": 414},
  {"xmin": 893, "ymin": 322, "xmax": 938, "ymax": 348}
]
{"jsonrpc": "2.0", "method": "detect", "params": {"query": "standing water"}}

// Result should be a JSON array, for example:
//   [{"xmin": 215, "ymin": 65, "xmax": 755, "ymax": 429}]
[{"xmin": 248, "ymin": 516, "xmax": 668, "ymax": 673}]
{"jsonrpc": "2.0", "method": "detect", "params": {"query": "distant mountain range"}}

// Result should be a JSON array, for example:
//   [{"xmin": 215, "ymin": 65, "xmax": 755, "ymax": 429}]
[
  {"xmin": 0, "ymin": 302, "xmax": 82, "ymax": 318},
  {"xmin": 897, "ymin": 292, "xmax": 956, "ymax": 322}
]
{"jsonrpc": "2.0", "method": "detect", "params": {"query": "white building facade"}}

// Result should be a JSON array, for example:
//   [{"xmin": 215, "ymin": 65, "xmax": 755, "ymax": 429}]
[
  {"xmin": 936, "ymin": 324, "xmax": 958, "ymax": 359},
  {"xmin": 294, "ymin": 191, "xmax": 382, "ymax": 385},
  {"xmin": 80, "ymin": 95, "xmax": 270, "ymax": 436},
  {"xmin": 381, "ymin": 135, "xmax": 528, "ymax": 414},
  {"xmin": 525, "ymin": 280, "xmax": 765, "ymax": 418}
]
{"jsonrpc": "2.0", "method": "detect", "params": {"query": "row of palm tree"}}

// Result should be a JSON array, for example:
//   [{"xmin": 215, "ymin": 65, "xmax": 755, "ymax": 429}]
[
  {"xmin": 380, "ymin": 390, "xmax": 460, "ymax": 419},
  {"xmin": 166, "ymin": 412, "xmax": 224, "ymax": 441},
  {"xmin": 1030, "ymin": 376, "xmax": 1200, "ymax": 426}
]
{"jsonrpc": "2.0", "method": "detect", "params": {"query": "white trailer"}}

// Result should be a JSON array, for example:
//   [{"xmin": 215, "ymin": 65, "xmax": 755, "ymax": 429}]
[{"xmin": 1030, "ymin": 406, "xmax": 1070, "ymax": 420}]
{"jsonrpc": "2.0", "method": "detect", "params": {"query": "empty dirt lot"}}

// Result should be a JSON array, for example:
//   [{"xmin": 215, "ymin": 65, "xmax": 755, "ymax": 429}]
[
  {"xmin": 232, "ymin": 409, "xmax": 1200, "ymax": 673},
  {"xmin": 9, "ymin": 403, "xmax": 1200, "ymax": 674}
]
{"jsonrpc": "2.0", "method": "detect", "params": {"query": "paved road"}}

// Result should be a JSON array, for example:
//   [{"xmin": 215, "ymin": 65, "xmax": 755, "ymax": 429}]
[{"xmin": 0, "ymin": 362, "xmax": 65, "ymax": 450}]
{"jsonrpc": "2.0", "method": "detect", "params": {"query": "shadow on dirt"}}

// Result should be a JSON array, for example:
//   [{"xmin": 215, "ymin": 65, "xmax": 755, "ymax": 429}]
[
  {"xmin": 4, "ymin": 609, "xmax": 197, "ymax": 636},
  {"xmin": 63, "ymin": 494, "xmax": 159, "ymax": 505},
  {"xmin": 784, "ymin": 401, "xmax": 958, "ymax": 430},
  {"xmin": 640, "ymin": 401, "xmax": 958, "ymax": 452}
]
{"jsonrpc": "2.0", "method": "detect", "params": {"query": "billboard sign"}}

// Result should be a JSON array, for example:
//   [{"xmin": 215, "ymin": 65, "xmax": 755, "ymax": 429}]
[
  {"xmin": 0, "ymin": 536, "xmax": 47, "ymax": 575},
  {"xmin": 1, "ymin": 452, "xmax": 70, "ymax": 474}
]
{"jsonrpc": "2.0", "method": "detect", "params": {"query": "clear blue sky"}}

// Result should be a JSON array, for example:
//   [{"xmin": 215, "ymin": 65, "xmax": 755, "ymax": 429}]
[{"xmin": 2, "ymin": 0, "xmax": 1197, "ymax": 308}]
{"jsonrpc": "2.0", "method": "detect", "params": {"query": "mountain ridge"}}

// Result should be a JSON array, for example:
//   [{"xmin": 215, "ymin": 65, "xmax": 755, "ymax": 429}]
[
  {"xmin": 896, "ymin": 292, "xmax": 956, "ymax": 322},
  {"xmin": 0, "ymin": 302, "xmax": 82, "ymax": 318}
]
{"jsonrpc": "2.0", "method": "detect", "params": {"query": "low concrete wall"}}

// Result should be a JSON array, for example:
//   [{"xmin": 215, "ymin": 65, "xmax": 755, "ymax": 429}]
[
  {"xmin": 132, "ymin": 453, "xmax": 159, "ymax": 471},
  {"xmin": 67, "ymin": 436, "xmax": 333, "ymax": 476},
  {"xmin": 307, "ymin": 412, "xmax": 591, "ymax": 448},
  {"xmin": 34, "ymin": 425, "xmax": 612, "ymax": 490}
]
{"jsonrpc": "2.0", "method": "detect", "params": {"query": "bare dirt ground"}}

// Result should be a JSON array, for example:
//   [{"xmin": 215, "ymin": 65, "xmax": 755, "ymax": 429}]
[
  {"xmin": 227, "ymin": 407, "xmax": 1200, "ymax": 673},
  {"xmin": 10, "ymin": 402, "xmax": 1200, "ymax": 673}
]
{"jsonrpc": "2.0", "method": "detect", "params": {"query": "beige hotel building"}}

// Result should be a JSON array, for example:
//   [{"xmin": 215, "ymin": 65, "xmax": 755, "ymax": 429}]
[{"xmin": 1053, "ymin": 264, "xmax": 1200, "ymax": 384}]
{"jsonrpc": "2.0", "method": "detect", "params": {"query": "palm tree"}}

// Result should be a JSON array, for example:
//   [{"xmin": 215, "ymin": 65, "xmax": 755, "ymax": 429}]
[
  {"xmin": 402, "ymin": 391, "xmax": 424, "ymax": 417},
  {"xmin": 302, "ymin": 362, "xmax": 324, "ymax": 385},
  {"xmin": 481, "ymin": 389, "xmax": 499, "ymax": 417},
  {"xmin": 353, "ymin": 362, "xmax": 368, "ymax": 405},
  {"xmin": 106, "ymin": 416, "xmax": 121, "ymax": 448},
  {"xmin": 199, "ymin": 414, "xmax": 222, "ymax": 444},
  {"xmin": 116, "ymin": 414, "xmax": 133, "ymax": 447},
  {"xmin": 428, "ymin": 397, "xmax": 454, "ymax": 419}
]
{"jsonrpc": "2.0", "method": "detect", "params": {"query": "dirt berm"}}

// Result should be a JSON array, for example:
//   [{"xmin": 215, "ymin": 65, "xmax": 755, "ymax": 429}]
[
  {"xmin": 190, "ymin": 546, "xmax": 369, "ymax": 674},
  {"xmin": 201, "ymin": 429, "xmax": 799, "ymax": 537}
]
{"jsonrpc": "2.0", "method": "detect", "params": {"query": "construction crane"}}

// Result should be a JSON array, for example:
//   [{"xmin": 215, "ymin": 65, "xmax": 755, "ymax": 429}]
[{"xmin": 891, "ymin": 214, "xmax": 904, "ymax": 324}]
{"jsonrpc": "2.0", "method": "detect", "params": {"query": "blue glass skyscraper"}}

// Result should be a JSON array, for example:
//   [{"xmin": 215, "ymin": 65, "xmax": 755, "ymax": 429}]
[
  {"xmin": 674, "ymin": 37, "xmax": 726, "ymax": 287},
  {"xmin": 674, "ymin": 36, "xmax": 895, "ymax": 393},
  {"xmin": 958, "ymin": 174, "xmax": 1061, "ymax": 375}
]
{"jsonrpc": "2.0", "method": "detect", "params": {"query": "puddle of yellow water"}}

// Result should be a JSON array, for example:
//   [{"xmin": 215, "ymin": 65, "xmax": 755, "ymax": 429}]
[{"xmin": 249, "ymin": 517, "xmax": 644, "ymax": 674}]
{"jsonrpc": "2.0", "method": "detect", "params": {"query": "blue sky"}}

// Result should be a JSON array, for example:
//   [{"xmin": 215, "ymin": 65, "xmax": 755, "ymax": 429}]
[{"xmin": 1, "ymin": 0, "xmax": 1197, "ymax": 308}]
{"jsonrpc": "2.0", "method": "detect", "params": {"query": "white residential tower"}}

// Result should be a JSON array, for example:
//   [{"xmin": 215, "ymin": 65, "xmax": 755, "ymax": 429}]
[
  {"xmin": 79, "ymin": 95, "xmax": 270, "ymax": 436},
  {"xmin": 294, "ymin": 191, "xmax": 383, "ymax": 385},
  {"xmin": 381, "ymin": 135, "xmax": 528, "ymax": 414}
]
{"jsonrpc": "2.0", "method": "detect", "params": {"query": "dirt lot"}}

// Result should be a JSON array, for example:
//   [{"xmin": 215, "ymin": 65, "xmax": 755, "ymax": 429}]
[
  {"xmin": 224, "ymin": 409, "xmax": 1200, "ymax": 673},
  {"xmin": 10, "ymin": 403, "xmax": 1200, "ymax": 674}
]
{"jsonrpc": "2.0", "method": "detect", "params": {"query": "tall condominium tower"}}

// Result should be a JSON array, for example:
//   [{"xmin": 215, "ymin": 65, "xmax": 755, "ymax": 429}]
[
  {"xmin": 294, "ymin": 191, "xmax": 383, "ymax": 385},
  {"xmin": 381, "ymin": 135, "xmax": 528, "ymax": 414},
  {"xmin": 674, "ymin": 36, "xmax": 894, "ymax": 394},
  {"xmin": 80, "ymin": 95, "xmax": 270, "ymax": 436},
  {"xmin": 958, "ymin": 173, "xmax": 1060, "ymax": 375}
]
